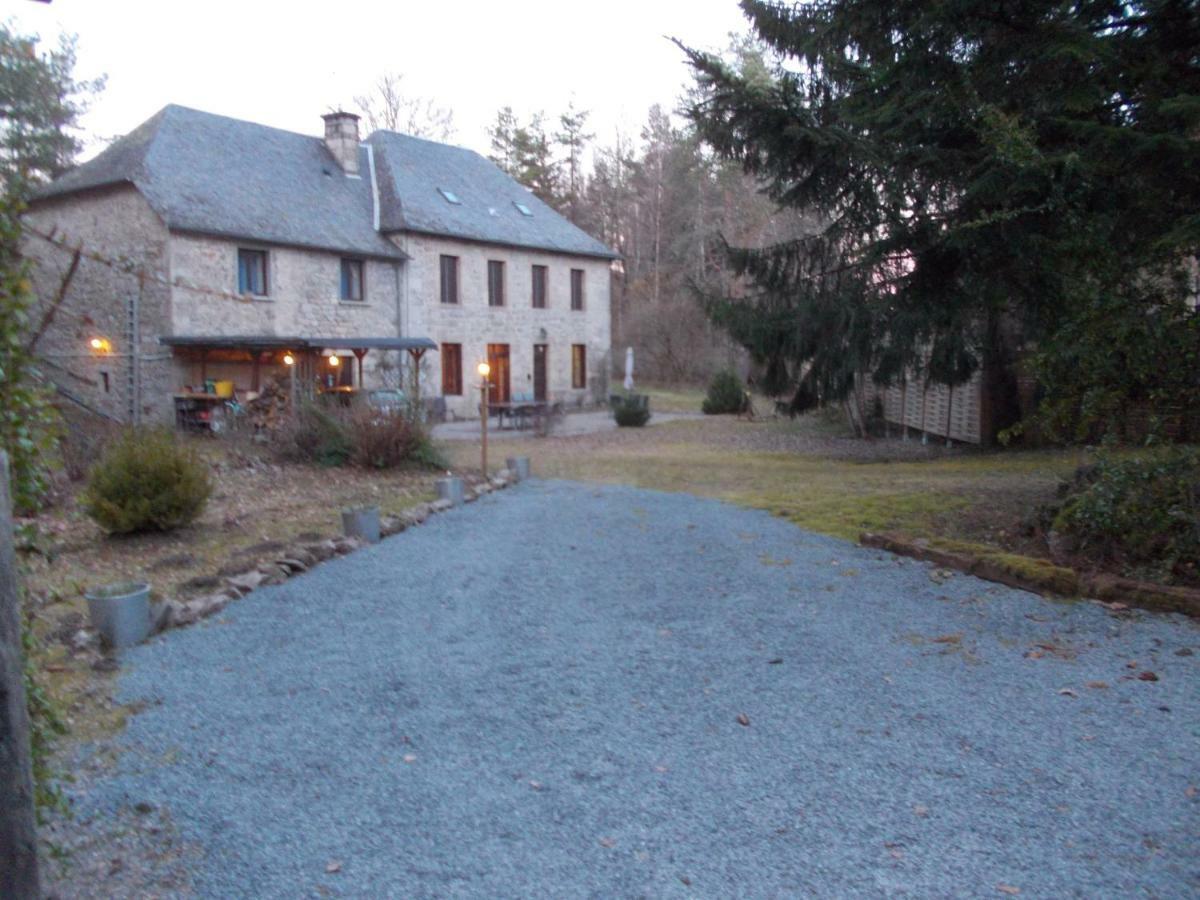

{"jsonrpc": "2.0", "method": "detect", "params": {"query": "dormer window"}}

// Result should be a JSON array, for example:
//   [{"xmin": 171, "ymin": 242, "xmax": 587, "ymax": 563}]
[
  {"xmin": 513, "ymin": 201, "xmax": 533, "ymax": 217},
  {"xmin": 438, "ymin": 188, "xmax": 461, "ymax": 205}
]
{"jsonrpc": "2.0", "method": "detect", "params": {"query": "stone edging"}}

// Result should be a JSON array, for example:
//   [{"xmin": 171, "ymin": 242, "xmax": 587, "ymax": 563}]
[
  {"xmin": 151, "ymin": 469, "xmax": 519, "ymax": 632},
  {"xmin": 859, "ymin": 531, "xmax": 1200, "ymax": 618}
]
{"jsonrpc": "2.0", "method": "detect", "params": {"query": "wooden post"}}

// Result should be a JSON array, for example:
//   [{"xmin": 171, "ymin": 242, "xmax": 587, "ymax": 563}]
[
  {"xmin": 480, "ymin": 372, "xmax": 490, "ymax": 476},
  {"xmin": 408, "ymin": 348, "xmax": 426, "ymax": 413},
  {"xmin": 353, "ymin": 349, "xmax": 367, "ymax": 391},
  {"xmin": 0, "ymin": 452, "xmax": 41, "ymax": 899}
]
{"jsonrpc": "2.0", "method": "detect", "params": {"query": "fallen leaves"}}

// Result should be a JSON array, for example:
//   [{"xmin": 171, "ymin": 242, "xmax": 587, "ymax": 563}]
[
  {"xmin": 736, "ymin": 712, "xmax": 751, "ymax": 727},
  {"xmin": 1026, "ymin": 641, "xmax": 1075, "ymax": 661},
  {"xmin": 913, "ymin": 804, "xmax": 929, "ymax": 817},
  {"xmin": 932, "ymin": 634, "xmax": 963, "ymax": 645},
  {"xmin": 1137, "ymin": 671, "xmax": 1159, "ymax": 682},
  {"xmin": 1086, "ymin": 681, "xmax": 1110, "ymax": 690},
  {"xmin": 997, "ymin": 884, "xmax": 1021, "ymax": 895},
  {"xmin": 1057, "ymin": 688, "xmax": 1078, "ymax": 698},
  {"xmin": 325, "ymin": 860, "xmax": 342, "ymax": 874},
  {"xmin": 598, "ymin": 837, "xmax": 616, "ymax": 848}
]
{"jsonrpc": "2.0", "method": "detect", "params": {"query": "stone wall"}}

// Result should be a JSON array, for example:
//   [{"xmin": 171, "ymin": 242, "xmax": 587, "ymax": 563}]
[
  {"xmin": 22, "ymin": 186, "xmax": 174, "ymax": 424},
  {"xmin": 393, "ymin": 233, "xmax": 612, "ymax": 419},
  {"xmin": 23, "ymin": 185, "xmax": 613, "ymax": 425},
  {"xmin": 169, "ymin": 234, "xmax": 403, "ymax": 395}
]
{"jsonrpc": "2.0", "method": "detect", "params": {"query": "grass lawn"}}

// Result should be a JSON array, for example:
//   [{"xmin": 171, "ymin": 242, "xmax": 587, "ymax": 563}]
[{"xmin": 448, "ymin": 410, "xmax": 1087, "ymax": 553}]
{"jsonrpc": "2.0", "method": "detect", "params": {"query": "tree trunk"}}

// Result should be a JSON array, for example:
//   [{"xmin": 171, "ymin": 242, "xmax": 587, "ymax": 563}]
[{"xmin": 0, "ymin": 452, "xmax": 40, "ymax": 899}]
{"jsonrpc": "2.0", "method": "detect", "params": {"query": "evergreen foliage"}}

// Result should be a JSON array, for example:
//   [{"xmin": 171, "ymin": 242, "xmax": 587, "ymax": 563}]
[
  {"xmin": 1052, "ymin": 449, "xmax": 1199, "ymax": 585},
  {"xmin": 613, "ymin": 394, "xmax": 651, "ymax": 427},
  {"xmin": 679, "ymin": 1, "xmax": 1200, "ymax": 441},
  {"xmin": 702, "ymin": 370, "xmax": 748, "ymax": 415},
  {"xmin": 0, "ymin": 23, "xmax": 105, "ymax": 186},
  {"xmin": 0, "ymin": 190, "xmax": 57, "ymax": 513},
  {"xmin": 84, "ymin": 427, "xmax": 212, "ymax": 533}
]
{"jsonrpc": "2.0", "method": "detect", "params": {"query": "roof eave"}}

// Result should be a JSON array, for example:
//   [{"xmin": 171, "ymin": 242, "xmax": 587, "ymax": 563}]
[
  {"xmin": 382, "ymin": 226, "xmax": 618, "ymax": 261},
  {"xmin": 167, "ymin": 226, "xmax": 408, "ymax": 262}
]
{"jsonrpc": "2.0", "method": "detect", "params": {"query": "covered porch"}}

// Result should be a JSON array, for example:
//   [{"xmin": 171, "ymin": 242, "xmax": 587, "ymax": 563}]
[{"xmin": 159, "ymin": 335, "xmax": 437, "ymax": 430}]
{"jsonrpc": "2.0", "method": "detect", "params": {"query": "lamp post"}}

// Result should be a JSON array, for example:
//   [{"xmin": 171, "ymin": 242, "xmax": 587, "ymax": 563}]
[
  {"xmin": 283, "ymin": 352, "xmax": 297, "ymax": 417},
  {"xmin": 477, "ymin": 361, "xmax": 491, "ymax": 475}
]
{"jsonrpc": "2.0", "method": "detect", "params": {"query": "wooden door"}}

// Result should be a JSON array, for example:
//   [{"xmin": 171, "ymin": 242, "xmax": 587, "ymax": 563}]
[
  {"xmin": 533, "ymin": 344, "xmax": 548, "ymax": 402},
  {"xmin": 486, "ymin": 343, "xmax": 511, "ymax": 405}
]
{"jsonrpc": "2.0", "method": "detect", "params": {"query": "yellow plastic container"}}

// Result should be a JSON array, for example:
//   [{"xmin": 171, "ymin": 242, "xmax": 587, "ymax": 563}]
[{"xmin": 213, "ymin": 380, "xmax": 235, "ymax": 398}]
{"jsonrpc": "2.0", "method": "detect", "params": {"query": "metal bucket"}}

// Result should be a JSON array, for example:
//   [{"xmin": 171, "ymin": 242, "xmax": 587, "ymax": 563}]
[
  {"xmin": 437, "ymin": 476, "xmax": 465, "ymax": 506},
  {"xmin": 505, "ymin": 456, "xmax": 531, "ymax": 481},
  {"xmin": 85, "ymin": 581, "xmax": 152, "ymax": 652},
  {"xmin": 342, "ymin": 506, "xmax": 381, "ymax": 543}
]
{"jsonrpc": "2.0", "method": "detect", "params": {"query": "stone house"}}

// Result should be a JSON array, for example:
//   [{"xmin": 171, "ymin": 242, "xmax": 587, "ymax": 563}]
[{"xmin": 23, "ymin": 105, "xmax": 616, "ymax": 424}]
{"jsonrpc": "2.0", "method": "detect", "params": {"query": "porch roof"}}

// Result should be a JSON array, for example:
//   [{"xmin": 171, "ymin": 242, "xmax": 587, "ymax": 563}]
[{"xmin": 159, "ymin": 335, "xmax": 437, "ymax": 352}]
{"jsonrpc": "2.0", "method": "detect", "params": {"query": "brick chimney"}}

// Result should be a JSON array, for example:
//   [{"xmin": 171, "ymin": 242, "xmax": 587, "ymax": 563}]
[{"xmin": 322, "ymin": 110, "xmax": 360, "ymax": 176}]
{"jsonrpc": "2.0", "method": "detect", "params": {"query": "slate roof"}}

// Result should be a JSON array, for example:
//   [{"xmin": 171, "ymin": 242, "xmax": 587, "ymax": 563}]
[
  {"xmin": 32, "ymin": 104, "xmax": 617, "ymax": 261},
  {"xmin": 368, "ymin": 131, "xmax": 617, "ymax": 259},
  {"xmin": 32, "ymin": 105, "xmax": 403, "ymax": 259}
]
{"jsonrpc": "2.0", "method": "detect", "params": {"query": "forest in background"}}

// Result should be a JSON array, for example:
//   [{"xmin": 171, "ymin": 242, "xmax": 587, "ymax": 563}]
[{"xmin": 356, "ymin": 37, "xmax": 795, "ymax": 385}]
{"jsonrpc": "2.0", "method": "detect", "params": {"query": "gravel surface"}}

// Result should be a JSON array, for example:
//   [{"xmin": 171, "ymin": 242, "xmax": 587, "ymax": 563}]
[{"xmin": 73, "ymin": 480, "xmax": 1197, "ymax": 898}]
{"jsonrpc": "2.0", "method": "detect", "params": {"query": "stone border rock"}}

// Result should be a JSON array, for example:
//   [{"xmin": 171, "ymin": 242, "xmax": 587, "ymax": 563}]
[
  {"xmin": 150, "ymin": 468, "xmax": 519, "ymax": 634},
  {"xmin": 859, "ymin": 531, "xmax": 1200, "ymax": 618}
]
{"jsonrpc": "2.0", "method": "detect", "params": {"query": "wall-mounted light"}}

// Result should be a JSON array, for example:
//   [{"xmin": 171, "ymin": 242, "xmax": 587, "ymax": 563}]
[
  {"xmin": 477, "ymin": 361, "xmax": 491, "ymax": 378},
  {"xmin": 89, "ymin": 337, "xmax": 112, "ymax": 354},
  {"xmin": 283, "ymin": 353, "xmax": 295, "ymax": 366},
  {"xmin": 329, "ymin": 355, "xmax": 340, "ymax": 367}
]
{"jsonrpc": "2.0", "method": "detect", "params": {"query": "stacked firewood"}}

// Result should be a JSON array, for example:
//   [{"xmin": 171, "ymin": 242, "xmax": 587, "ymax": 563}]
[{"xmin": 245, "ymin": 376, "xmax": 291, "ymax": 431}]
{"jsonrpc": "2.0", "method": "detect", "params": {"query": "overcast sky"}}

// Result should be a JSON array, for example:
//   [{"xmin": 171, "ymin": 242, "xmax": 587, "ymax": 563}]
[{"xmin": 6, "ymin": 0, "xmax": 751, "ymax": 159}]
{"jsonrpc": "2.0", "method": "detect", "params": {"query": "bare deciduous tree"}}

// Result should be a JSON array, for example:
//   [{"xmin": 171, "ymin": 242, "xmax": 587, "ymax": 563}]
[{"xmin": 353, "ymin": 74, "xmax": 455, "ymax": 141}]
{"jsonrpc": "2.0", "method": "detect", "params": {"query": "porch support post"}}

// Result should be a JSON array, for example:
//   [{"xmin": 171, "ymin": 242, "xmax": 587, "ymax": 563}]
[
  {"xmin": 353, "ymin": 348, "xmax": 367, "ymax": 390},
  {"xmin": 407, "ymin": 347, "xmax": 426, "ymax": 410}
]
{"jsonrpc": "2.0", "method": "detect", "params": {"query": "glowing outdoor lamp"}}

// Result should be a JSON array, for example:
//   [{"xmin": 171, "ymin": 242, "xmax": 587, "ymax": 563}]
[
  {"xmin": 283, "ymin": 352, "xmax": 298, "ymax": 418},
  {"xmin": 477, "ymin": 361, "xmax": 492, "ymax": 475},
  {"xmin": 89, "ymin": 337, "xmax": 112, "ymax": 354},
  {"xmin": 328, "ymin": 355, "xmax": 340, "ymax": 367}
]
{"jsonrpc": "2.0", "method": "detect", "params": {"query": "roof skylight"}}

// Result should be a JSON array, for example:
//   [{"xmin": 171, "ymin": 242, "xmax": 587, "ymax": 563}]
[
  {"xmin": 513, "ymin": 201, "xmax": 533, "ymax": 217},
  {"xmin": 438, "ymin": 188, "xmax": 462, "ymax": 205}
]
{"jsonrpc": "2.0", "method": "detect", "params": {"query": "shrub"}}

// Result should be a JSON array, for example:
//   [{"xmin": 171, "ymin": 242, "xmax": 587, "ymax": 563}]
[
  {"xmin": 349, "ymin": 408, "xmax": 428, "ymax": 469},
  {"xmin": 702, "ymin": 370, "xmax": 748, "ymax": 415},
  {"xmin": 1052, "ymin": 448, "xmax": 1199, "ymax": 584},
  {"xmin": 274, "ymin": 402, "xmax": 352, "ymax": 467},
  {"xmin": 84, "ymin": 427, "xmax": 211, "ymax": 534},
  {"xmin": 613, "ymin": 395, "xmax": 651, "ymax": 427},
  {"xmin": 275, "ymin": 402, "xmax": 446, "ymax": 470}
]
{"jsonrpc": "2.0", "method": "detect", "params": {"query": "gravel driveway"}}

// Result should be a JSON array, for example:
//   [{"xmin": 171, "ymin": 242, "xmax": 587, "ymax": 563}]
[{"xmin": 76, "ymin": 480, "xmax": 1197, "ymax": 898}]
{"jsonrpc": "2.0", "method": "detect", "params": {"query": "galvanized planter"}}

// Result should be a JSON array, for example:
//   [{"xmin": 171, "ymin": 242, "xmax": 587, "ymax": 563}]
[
  {"xmin": 437, "ymin": 476, "xmax": 465, "ymax": 506},
  {"xmin": 341, "ymin": 506, "xmax": 381, "ymax": 544},
  {"xmin": 505, "ymin": 456, "xmax": 531, "ymax": 481},
  {"xmin": 85, "ymin": 581, "xmax": 152, "ymax": 652}
]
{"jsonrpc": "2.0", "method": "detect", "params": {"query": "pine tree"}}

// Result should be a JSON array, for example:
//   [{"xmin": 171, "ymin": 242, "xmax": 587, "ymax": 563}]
[
  {"xmin": 680, "ymin": 0, "xmax": 1200, "ymax": 441},
  {"xmin": 555, "ymin": 101, "xmax": 593, "ymax": 225},
  {"xmin": 0, "ymin": 24, "xmax": 105, "ymax": 189}
]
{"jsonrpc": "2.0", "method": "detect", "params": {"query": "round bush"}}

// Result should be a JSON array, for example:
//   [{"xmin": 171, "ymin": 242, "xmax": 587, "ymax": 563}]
[
  {"xmin": 614, "ymin": 402, "xmax": 651, "ymax": 427},
  {"xmin": 702, "ymin": 370, "xmax": 748, "ymax": 415},
  {"xmin": 85, "ymin": 427, "xmax": 212, "ymax": 534}
]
